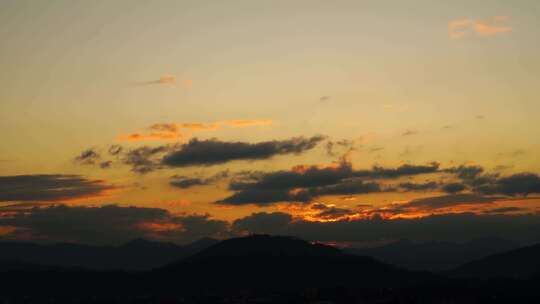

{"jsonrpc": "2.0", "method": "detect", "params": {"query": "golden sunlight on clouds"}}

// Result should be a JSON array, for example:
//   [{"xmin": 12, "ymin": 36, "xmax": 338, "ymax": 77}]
[
  {"xmin": 448, "ymin": 16, "xmax": 512, "ymax": 39},
  {"xmin": 225, "ymin": 119, "xmax": 273, "ymax": 128},
  {"xmin": 117, "ymin": 132, "xmax": 184, "ymax": 142},
  {"xmin": 158, "ymin": 75, "xmax": 176, "ymax": 85},
  {"xmin": 61, "ymin": 186, "xmax": 123, "ymax": 205},
  {"xmin": 138, "ymin": 221, "xmax": 183, "ymax": 233},
  {"xmin": 117, "ymin": 120, "xmax": 273, "ymax": 142},
  {"xmin": 279, "ymin": 203, "xmax": 369, "ymax": 223},
  {"xmin": 276, "ymin": 194, "xmax": 536, "ymax": 224}
]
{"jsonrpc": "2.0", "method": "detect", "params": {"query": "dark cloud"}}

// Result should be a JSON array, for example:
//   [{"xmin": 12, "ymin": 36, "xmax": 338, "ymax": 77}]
[
  {"xmin": 74, "ymin": 146, "xmax": 120, "ymax": 169},
  {"xmin": 475, "ymin": 173, "xmax": 540, "ymax": 196},
  {"xmin": 77, "ymin": 136, "xmax": 323, "ymax": 174},
  {"xmin": 217, "ymin": 189, "xmax": 312, "ymax": 206},
  {"xmin": 313, "ymin": 205, "xmax": 357, "ymax": 220},
  {"xmin": 311, "ymin": 203, "xmax": 329, "ymax": 210},
  {"xmin": 156, "ymin": 214, "xmax": 229, "ymax": 243},
  {"xmin": 325, "ymin": 139, "xmax": 355, "ymax": 157},
  {"xmin": 170, "ymin": 171, "xmax": 229, "ymax": 189},
  {"xmin": 485, "ymin": 207, "xmax": 525, "ymax": 214},
  {"xmin": 402, "ymin": 194, "xmax": 496, "ymax": 210},
  {"xmin": 399, "ymin": 181, "xmax": 439, "ymax": 191},
  {"xmin": 218, "ymin": 177, "xmax": 384, "ymax": 205},
  {"xmin": 444, "ymin": 165, "xmax": 500, "ymax": 191},
  {"xmin": 233, "ymin": 211, "xmax": 540, "ymax": 244},
  {"xmin": 233, "ymin": 212, "xmax": 293, "ymax": 235},
  {"xmin": 309, "ymin": 180, "xmax": 381, "ymax": 196},
  {"xmin": 123, "ymin": 145, "xmax": 174, "ymax": 174},
  {"xmin": 74, "ymin": 149, "xmax": 100, "ymax": 165},
  {"xmin": 76, "ymin": 144, "xmax": 174, "ymax": 174},
  {"xmin": 0, "ymin": 205, "xmax": 228, "ymax": 245},
  {"xmin": 354, "ymin": 162, "xmax": 440, "ymax": 179},
  {"xmin": 232, "ymin": 162, "xmax": 440, "ymax": 192},
  {"xmin": 0, "ymin": 175, "xmax": 115, "ymax": 202},
  {"xmin": 444, "ymin": 165, "xmax": 540, "ymax": 196},
  {"xmin": 162, "ymin": 136, "xmax": 325, "ymax": 167},
  {"xmin": 317, "ymin": 207, "xmax": 353, "ymax": 219},
  {"xmin": 229, "ymin": 163, "xmax": 354, "ymax": 191},
  {"xmin": 108, "ymin": 145, "xmax": 123, "ymax": 156},
  {"xmin": 99, "ymin": 161, "xmax": 113, "ymax": 169},
  {"xmin": 219, "ymin": 162, "xmax": 439, "ymax": 206},
  {"xmin": 442, "ymin": 183, "xmax": 466, "ymax": 194},
  {"xmin": 170, "ymin": 178, "xmax": 207, "ymax": 189},
  {"xmin": 2, "ymin": 203, "xmax": 539, "ymax": 246},
  {"xmin": 445, "ymin": 165, "xmax": 484, "ymax": 181}
]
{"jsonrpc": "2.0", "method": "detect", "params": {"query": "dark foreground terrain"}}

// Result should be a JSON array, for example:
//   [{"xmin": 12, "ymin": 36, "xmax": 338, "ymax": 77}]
[{"xmin": 1, "ymin": 235, "xmax": 540, "ymax": 303}]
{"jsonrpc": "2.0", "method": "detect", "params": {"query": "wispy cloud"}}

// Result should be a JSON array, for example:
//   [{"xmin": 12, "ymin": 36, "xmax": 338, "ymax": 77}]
[
  {"xmin": 134, "ymin": 75, "xmax": 193, "ymax": 88},
  {"xmin": 402, "ymin": 129, "xmax": 419, "ymax": 137},
  {"xmin": 117, "ymin": 132, "xmax": 185, "ymax": 142},
  {"xmin": 449, "ymin": 16, "xmax": 512, "ymax": 39},
  {"xmin": 117, "ymin": 120, "xmax": 273, "ymax": 142}
]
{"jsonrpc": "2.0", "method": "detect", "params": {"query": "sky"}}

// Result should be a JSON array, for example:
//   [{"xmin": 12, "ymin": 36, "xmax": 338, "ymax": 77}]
[{"xmin": 1, "ymin": 0, "xmax": 540, "ymax": 245}]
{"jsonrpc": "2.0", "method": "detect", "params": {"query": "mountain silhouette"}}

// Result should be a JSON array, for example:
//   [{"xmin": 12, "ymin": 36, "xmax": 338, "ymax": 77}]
[
  {"xmin": 2, "ymin": 235, "xmax": 540, "ymax": 303},
  {"xmin": 187, "ymin": 234, "xmax": 342, "ymax": 258},
  {"xmin": 155, "ymin": 235, "xmax": 435, "ymax": 291},
  {"xmin": 0, "ymin": 237, "xmax": 218, "ymax": 270},
  {"xmin": 450, "ymin": 242, "xmax": 540, "ymax": 279},
  {"xmin": 346, "ymin": 237, "xmax": 518, "ymax": 271}
]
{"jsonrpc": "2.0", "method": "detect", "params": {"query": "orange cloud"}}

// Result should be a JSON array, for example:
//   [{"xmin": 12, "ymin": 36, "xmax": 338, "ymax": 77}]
[
  {"xmin": 117, "ymin": 120, "xmax": 273, "ymax": 142},
  {"xmin": 279, "ymin": 194, "xmax": 526, "ymax": 223},
  {"xmin": 117, "ymin": 132, "xmax": 183, "ymax": 142},
  {"xmin": 0, "ymin": 226, "xmax": 18, "ymax": 236},
  {"xmin": 448, "ymin": 19, "xmax": 473, "ymax": 39},
  {"xmin": 223, "ymin": 119, "xmax": 273, "ymax": 128},
  {"xmin": 474, "ymin": 20, "xmax": 512, "ymax": 36},
  {"xmin": 138, "ymin": 221, "xmax": 183, "ymax": 232},
  {"xmin": 158, "ymin": 75, "xmax": 176, "ymax": 84},
  {"xmin": 280, "ymin": 203, "xmax": 369, "ymax": 223},
  {"xmin": 449, "ymin": 16, "xmax": 512, "ymax": 39},
  {"xmin": 177, "ymin": 123, "xmax": 220, "ymax": 131},
  {"xmin": 61, "ymin": 186, "xmax": 122, "ymax": 205}
]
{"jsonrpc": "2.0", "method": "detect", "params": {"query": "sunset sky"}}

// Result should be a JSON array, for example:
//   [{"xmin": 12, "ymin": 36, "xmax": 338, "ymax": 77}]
[{"xmin": 1, "ymin": 0, "xmax": 540, "ymax": 245}]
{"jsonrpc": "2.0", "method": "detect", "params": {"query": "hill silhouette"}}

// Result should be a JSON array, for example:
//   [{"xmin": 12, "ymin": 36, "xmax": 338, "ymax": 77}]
[
  {"xmin": 0, "ymin": 237, "xmax": 218, "ymax": 270},
  {"xmin": 346, "ymin": 237, "xmax": 518, "ymax": 271},
  {"xmin": 187, "ymin": 234, "xmax": 342, "ymax": 258},
  {"xmin": 156, "ymin": 235, "xmax": 435, "ymax": 291},
  {"xmin": 450, "ymin": 242, "xmax": 540, "ymax": 279}
]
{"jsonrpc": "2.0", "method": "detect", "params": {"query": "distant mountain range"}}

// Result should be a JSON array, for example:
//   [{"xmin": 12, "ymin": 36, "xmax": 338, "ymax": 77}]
[
  {"xmin": 345, "ymin": 237, "xmax": 519, "ymax": 271},
  {"xmin": 0, "ymin": 236, "xmax": 520, "ymax": 272},
  {"xmin": 0, "ymin": 237, "xmax": 218, "ymax": 270},
  {"xmin": 450, "ymin": 242, "xmax": 540, "ymax": 279},
  {"xmin": 2, "ymin": 235, "xmax": 540, "ymax": 302}
]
